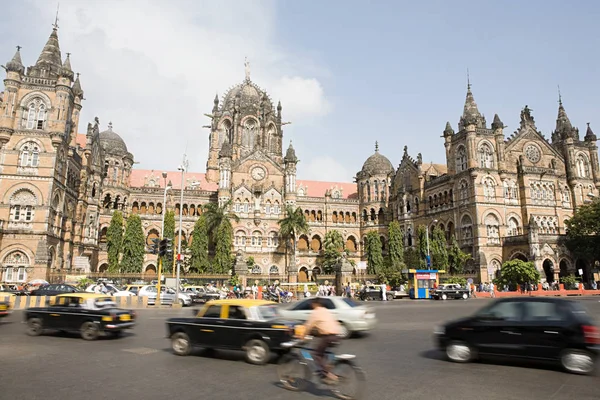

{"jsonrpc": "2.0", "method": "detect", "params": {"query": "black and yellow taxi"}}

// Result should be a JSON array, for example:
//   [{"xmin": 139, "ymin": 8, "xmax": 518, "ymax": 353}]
[
  {"xmin": 166, "ymin": 299, "xmax": 303, "ymax": 365},
  {"xmin": 24, "ymin": 293, "xmax": 136, "ymax": 340},
  {"xmin": 0, "ymin": 292, "xmax": 14, "ymax": 318}
]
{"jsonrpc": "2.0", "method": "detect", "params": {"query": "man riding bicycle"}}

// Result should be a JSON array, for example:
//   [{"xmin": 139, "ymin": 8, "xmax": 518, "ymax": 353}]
[{"xmin": 301, "ymin": 297, "xmax": 342, "ymax": 383}]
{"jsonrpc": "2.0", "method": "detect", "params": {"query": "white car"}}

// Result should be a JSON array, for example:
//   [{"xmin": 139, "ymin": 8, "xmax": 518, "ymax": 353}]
[
  {"xmin": 137, "ymin": 285, "xmax": 192, "ymax": 306},
  {"xmin": 85, "ymin": 284, "xmax": 136, "ymax": 297},
  {"xmin": 279, "ymin": 296, "xmax": 377, "ymax": 339}
]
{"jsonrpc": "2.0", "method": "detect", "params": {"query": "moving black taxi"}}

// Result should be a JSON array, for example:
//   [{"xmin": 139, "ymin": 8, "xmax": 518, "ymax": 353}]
[
  {"xmin": 434, "ymin": 297, "xmax": 600, "ymax": 374},
  {"xmin": 0, "ymin": 292, "xmax": 14, "ymax": 318},
  {"xmin": 25, "ymin": 293, "xmax": 136, "ymax": 340},
  {"xmin": 166, "ymin": 299, "xmax": 303, "ymax": 365}
]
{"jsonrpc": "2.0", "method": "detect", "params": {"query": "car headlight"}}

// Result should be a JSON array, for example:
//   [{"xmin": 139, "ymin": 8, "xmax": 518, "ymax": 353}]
[{"xmin": 433, "ymin": 325, "xmax": 445, "ymax": 335}]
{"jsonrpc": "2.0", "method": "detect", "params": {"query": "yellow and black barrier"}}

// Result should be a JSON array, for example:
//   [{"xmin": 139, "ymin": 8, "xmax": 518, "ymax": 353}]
[{"xmin": 0, "ymin": 295, "xmax": 149, "ymax": 309}]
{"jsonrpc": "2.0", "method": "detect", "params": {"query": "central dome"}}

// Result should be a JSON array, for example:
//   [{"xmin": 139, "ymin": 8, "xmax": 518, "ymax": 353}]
[
  {"xmin": 99, "ymin": 123, "xmax": 128, "ymax": 155},
  {"xmin": 221, "ymin": 79, "xmax": 274, "ymax": 112},
  {"xmin": 361, "ymin": 143, "xmax": 394, "ymax": 176}
]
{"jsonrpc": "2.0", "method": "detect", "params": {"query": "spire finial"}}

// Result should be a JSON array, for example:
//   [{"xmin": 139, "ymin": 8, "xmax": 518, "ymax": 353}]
[
  {"xmin": 558, "ymin": 85, "xmax": 562, "ymax": 106},
  {"xmin": 16, "ymin": 45, "xmax": 21, "ymax": 51},
  {"xmin": 53, "ymin": 3, "xmax": 60, "ymax": 30},
  {"xmin": 467, "ymin": 68, "xmax": 471, "ymax": 90},
  {"xmin": 108, "ymin": 121, "xmax": 113, "ymax": 130},
  {"xmin": 244, "ymin": 56, "xmax": 250, "ymax": 81},
  {"xmin": 375, "ymin": 141, "xmax": 379, "ymax": 152}
]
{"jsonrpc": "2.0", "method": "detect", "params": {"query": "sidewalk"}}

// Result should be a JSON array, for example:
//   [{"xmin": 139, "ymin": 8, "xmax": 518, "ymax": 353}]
[{"xmin": 472, "ymin": 283, "xmax": 600, "ymax": 299}]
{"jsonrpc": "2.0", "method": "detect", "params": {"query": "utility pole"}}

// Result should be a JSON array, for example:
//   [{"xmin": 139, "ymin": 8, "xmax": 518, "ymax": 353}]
[
  {"xmin": 156, "ymin": 177, "xmax": 172, "ymax": 306},
  {"xmin": 175, "ymin": 154, "xmax": 189, "ymax": 305}
]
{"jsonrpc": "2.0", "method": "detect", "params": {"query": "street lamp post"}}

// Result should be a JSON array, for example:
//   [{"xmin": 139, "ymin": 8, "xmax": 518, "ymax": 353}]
[
  {"xmin": 425, "ymin": 219, "xmax": 438, "ymax": 269},
  {"xmin": 175, "ymin": 155, "xmax": 189, "ymax": 305},
  {"xmin": 156, "ymin": 175, "xmax": 172, "ymax": 306}
]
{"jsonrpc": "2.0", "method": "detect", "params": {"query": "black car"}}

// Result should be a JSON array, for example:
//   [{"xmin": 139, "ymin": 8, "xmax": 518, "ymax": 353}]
[
  {"xmin": 30, "ymin": 283, "xmax": 80, "ymax": 296},
  {"xmin": 358, "ymin": 285, "xmax": 394, "ymax": 301},
  {"xmin": 434, "ymin": 297, "xmax": 600, "ymax": 374}
]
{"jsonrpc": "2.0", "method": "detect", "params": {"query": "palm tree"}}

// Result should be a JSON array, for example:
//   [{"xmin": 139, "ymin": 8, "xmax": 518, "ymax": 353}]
[
  {"xmin": 202, "ymin": 199, "xmax": 240, "ymax": 239},
  {"xmin": 278, "ymin": 206, "xmax": 309, "ymax": 276}
]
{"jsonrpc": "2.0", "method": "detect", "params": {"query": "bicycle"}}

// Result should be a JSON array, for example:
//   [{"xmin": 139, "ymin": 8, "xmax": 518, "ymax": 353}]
[{"xmin": 277, "ymin": 336, "xmax": 366, "ymax": 400}]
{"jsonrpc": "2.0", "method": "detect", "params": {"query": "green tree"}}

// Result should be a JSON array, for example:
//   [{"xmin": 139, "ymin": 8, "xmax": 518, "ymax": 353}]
[
  {"xmin": 430, "ymin": 227, "xmax": 449, "ymax": 271},
  {"xmin": 404, "ymin": 247, "xmax": 420, "ymax": 268},
  {"xmin": 162, "ymin": 210, "xmax": 176, "ymax": 274},
  {"xmin": 493, "ymin": 259, "xmax": 540, "ymax": 289},
  {"xmin": 120, "ymin": 214, "xmax": 145, "ymax": 273},
  {"xmin": 416, "ymin": 225, "xmax": 428, "ymax": 269},
  {"xmin": 322, "ymin": 230, "xmax": 344, "ymax": 274},
  {"xmin": 387, "ymin": 221, "xmax": 404, "ymax": 268},
  {"xmin": 106, "ymin": 211, "xmax": 124, "ymax": 272},
  {"xmin": 214, "ymin": 221, "xmax": 233, "ymax": 273},
  {"xmin": 202, "ymin": 199, "xmax": 240, "ymax": 239},
  {"xmin": 560, "ymin": 274, "xmax": 578, "ymax": 290},
  {"xmin": 365, "ymin": 231, "xmax": 384, "ymax": 275},
  {"xmin": 565, "ymin": 198, "xmax": 600, "ymax": 263},
  {"xmin": 278, "ymin": 206, "xmax": 309, "ymax": 275},
  {"xmin": 189, "ymin": 215, "xmax": 209, "ymax": 273},
  {"xmin": 447, "ymin": 235, "xmax": 471, "ymax": 275}
]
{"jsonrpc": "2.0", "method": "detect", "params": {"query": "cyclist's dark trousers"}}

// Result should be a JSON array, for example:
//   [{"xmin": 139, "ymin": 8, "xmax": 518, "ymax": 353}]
[{"xmin": 314, "ymin": 335, "xmax": 337, "ymax": 374}]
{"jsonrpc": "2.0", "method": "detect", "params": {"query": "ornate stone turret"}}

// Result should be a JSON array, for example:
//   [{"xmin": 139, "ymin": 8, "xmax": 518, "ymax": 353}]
[
  {"xmin": 72, "ymin": 73, "xmax": 84, "ymax": 98},
  {"xmin": 492, "ymin": 114, "xmax": 506, "ymax": 173},
  {"xmin": 584, "ymin": 123, "xmax": 597, "ymax": 142},
  {"xmin": 28, "ymin": 27, "xmax": 63, "ymax": 78},
  {"xmin": 443, "ymin": 121, "xmax": 454, "ymax": 137},
  {"xmin": 284, "ymin": 141, "xmax": 298, "ymax": 204},
  {"xmin": 356, "ymin": 141, "xmax": 394, "ymax": 224},
  {"xmin": 212, "ymin": 93, "xmax": 219, "ymax": 113},
  {"xmin": 552, "ymin": 99, "xmax": 579, "ymax": 142},
  {"xmin": 458, "ymin": 83, "xmax": 486, "ymax": 130},
  {"xmin": 491, "ymin": 114, "xmax": 504, "ymax": 130},
  {"xmin": 5, "ymin": 46, "xmax": 25, "ymax": 75},
  {"xmin": 59, "ymin": 53, "xmax": 74, "ymax": 81}
]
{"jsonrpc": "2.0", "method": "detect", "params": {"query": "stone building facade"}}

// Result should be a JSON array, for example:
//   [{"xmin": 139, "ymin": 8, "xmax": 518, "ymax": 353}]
[{"xmin": 0, "ymin": 27, "xmax": 598, "ymax": 284}]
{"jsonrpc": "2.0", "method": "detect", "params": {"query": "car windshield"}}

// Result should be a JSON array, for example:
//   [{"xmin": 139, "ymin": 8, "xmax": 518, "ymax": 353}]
[
  {"xmin": 256, "ymin": 305, "xmax": 280, "ymax": 320},
  {"xmin": 342, "ymin": 298, "xmax": 359, "ymax": 307}
]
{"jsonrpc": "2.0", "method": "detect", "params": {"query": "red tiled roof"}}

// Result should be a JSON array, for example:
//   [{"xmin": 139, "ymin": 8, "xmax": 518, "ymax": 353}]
[
  {"xmin": 129, "ymin": 169, "xmax": 218, "ymax": 191},
  {"xmin": 75, "ymin": 133, "xmax": 87, "ymax": 148},
  {"xmin": 296, "ymin": 180, "xmax": 357, "ymax": 199}
]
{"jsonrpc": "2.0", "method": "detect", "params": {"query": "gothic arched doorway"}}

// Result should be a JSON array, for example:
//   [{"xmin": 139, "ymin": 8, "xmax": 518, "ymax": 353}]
[
  {"xmin": 543, "ymin": 259, "xmax": 555, "ymax": 283},
  {"xmin": 576, "ymin": 259, "xmax": 590, "ymax": 284},
  {"xmin": 559, "ymin": 259, "xmax": 569, "ymax": 278},
  {"xmin": 298, "ymin": 267, "xmax": 308, "ymax": 283}
]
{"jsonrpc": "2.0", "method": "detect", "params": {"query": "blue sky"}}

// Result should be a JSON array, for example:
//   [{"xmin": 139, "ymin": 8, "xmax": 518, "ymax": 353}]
[{"xmin": 2, "ymin": 1, "xmax": 598, "ymax": 181}]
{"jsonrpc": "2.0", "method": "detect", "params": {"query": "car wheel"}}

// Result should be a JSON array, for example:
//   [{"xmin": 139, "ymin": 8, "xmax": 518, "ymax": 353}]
[
  {"xmin": 110, "ymin": 330, "xmax": 123, "ymax": 339},
  {"xmin": 560, "ymin": 349, "xmax": 595, "ymax": 375},
  {"xmin": 441, "ymin": 293, "xmax": 448, "ymax": 300},
  {"xmin": 80, "ymin": 322, "xmax": 100, "ymax": 340},
  {"xmin": 179, "ymin": 298, "xmax": 185, "ymax": 306},
  {"xmin": 446, "ymin": 341, "xmax": 473, "ymax": 363},
  {"xmin": 462, "ymin": 293, "xmax": 468, "ymax": 300},
  {"xmin": 171, "ymin": 332, "xmax": 192, "ymax": 356},
  {"xmin": 26, "ymin": 318, "xmax": 43, "ymax": 336},
  {"xmin": 337, "ymin": 322, "xmax": 351, "ymax": 339},
  {"xmin": 386, "ymin": 294, "xmax": 393, "ymax": 301},
  {"xmin": 245, "ymin": 339, "xmax": 270, "ymax": 365}
]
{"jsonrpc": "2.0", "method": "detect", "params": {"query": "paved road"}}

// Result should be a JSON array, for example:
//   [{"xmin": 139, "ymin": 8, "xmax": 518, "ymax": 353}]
[{"xmin": 1, "ymin": 298, "xmax": 599, "ymax": 400}]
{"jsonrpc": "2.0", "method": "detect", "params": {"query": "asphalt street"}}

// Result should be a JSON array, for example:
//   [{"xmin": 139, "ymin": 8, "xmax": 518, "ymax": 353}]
[{"xmin": 1, "ymin": 298, "xmax": 599, "ymax": 400}]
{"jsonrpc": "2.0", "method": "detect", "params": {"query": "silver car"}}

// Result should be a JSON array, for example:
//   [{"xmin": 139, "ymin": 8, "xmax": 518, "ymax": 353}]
[
  {"xmin": 278, "ymin": 296, "xmax": 377, "ymax": 339},
  {"xmin": 138, "ymin": 285, "xmax": 192, "ymax": 306}
]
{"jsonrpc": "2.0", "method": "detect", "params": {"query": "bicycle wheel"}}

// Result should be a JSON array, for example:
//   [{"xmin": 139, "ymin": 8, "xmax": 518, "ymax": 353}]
[
  {"xmin": 277, "ymin": 353, "xmax": 309, "ymax": 392},
  {"xmin": 330, "ymin": 359, "xmax": 366, "ymax": 400}
]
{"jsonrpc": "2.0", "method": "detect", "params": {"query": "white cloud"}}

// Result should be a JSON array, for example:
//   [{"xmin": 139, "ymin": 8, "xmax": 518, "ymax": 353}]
[
  {"xmin": 302, "ymin": 156, "xmax": 352, "ymax": 182},
  {"xmin": 17, "ymin": 0, "xmax": 330, "ymax": 172}
]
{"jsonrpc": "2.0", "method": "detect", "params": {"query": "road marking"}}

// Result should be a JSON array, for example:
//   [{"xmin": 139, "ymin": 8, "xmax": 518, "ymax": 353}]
[{"xmin": 122, "ymin": 347, "xmax": 159, "ymax": 355}]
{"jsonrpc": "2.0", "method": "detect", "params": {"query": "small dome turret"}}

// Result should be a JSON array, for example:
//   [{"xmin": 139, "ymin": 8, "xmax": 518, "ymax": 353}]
[
  {"xmin": 6, "ymin": 46, "xmax": 24, "ymax": 74},
  {"xmin": 360, "ymin": 142, "xmax": 394, "ymax": 176},
  {"xmin": 99, "ymin": 122, "xmax": 128, "ymax": 155}
]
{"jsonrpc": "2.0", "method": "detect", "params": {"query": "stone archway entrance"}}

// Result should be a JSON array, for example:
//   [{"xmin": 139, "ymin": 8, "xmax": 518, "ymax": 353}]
[
  {"xmin": 542, "ymin": 259, "xmax": 555, "ymax": 283},
  {"xmin": 298, "ymin": 267, "xmax": 308, "ymax": 283},
  {"xmin": 144, "ymin": 264, "xmax": 157, "ymax": 277},
  {"xmin": 559, "ymin": 260, "xmax": 570, "ymax": 278}
]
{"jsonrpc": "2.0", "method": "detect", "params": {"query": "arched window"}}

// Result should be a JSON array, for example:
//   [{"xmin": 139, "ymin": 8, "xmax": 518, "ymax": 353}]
[
  {"xmin": 459, "ymin": 180, "xmax": 469, "ymax": 201},
  {"xmin": 252, "ymin": 231, "xmax": 262, "ymax": 247},
  {"xmin": 269, "ymin": 265, "xmax": 279, "ymax": 275},
  {"xmin": 456, "ymin": 146, "xmax": 467, "ymax": 172},
  {"xmin": 489, "ymin": 260, "xmax": 501, "ymax": 281},
  {"xmin": 24, "ymin": 98, "xmax": 47, "ymax": 130},
  {"xmin": 507, "ymin": 217, "xmax": 520, "ymax": 236},
  {"xmin": 273, "ymin": 201, "xmax": 280, "ymax": 215},
  {"xmin": 483, "ymin": 177, "xmax": 496, "ymax": 201},
  {"xmin": 503, "ymin": 180, "xmax": 518, "ymax": 200},
  {"xmin": 461, "ymin": 215, "xmax": 473, "ymax": 241},
  {"xmin": 485, "ymin": 214, "xmax": 500, "ymax": 244},
  {"xmin": 19, "ymin": 142, "xmax": 41, "ymax": 168},
  {"xmin": 235, "ymin": 230, "xmax": 246, "ymax": 246},
  {"xmin": 251, "ymin": 266, "xmax": 262, "ymax": 274},
  {"xmin": 576, "ymin": 154, "xmax": 590, "ymax": 178},
  {"xmin": 297, "ymin": 235, "xmax": 309, "ymax": 251},
  {"xmin": 374, "ymin": 181, "xmax": 379, "ymax": 201},
  {"xmin": 267, "ymin": 231, "xmax": 279, "ymax": 247},
  {"xmin": 2, "ymin": 251, "xmax": 29, "ymax": 282},
  {"xmin": 479, "ymin": 142, "xmax": 494, "ymax": 168},
  {"xmin": 9, "ymin": 189, "xmax": 37, "ymax": 223},
  {"xmin": 310, "ymin": 235, "xmax": 322, "ymax": 252},
  {"xmin": 113, "ymin": 162, "xmax": 119, "ymax": 182},
  {"xmin": 366, "ymin": 182, "xmax": 371, "ymax": 202},
  {"xmin": 243, "ymin": 119, "xmax": 257, "ymax": 148},
  {"xmin": 265, "ymin": 200, "xmax": 272, "ymax": 215},
  {"xmin": 345, "ymin": 236, "xmax": 357, "ymax": 252},
  {"xmin": 146, "ymin": 229, "xmax": 160, "ymax": 247},
  {"xmin": 220, "ymin": 120, "xmax": 232, "ymax": 146}
]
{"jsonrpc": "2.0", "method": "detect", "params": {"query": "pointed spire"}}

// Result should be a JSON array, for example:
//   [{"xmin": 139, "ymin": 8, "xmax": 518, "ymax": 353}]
[
  {"xmin": 33, "ymin": 26, "xmax": 63, "ymax": 76},
  {"xmin": 585, "ymin": 122, "xmax": 597, "ymax": 142},
  {"xmin": 443, "ymin": 121, "xmax": 455, "ymax": 136},
  {"xmin": 555, "ymin": 99, "xmax": 573, "ymax": 134},
  {"xmin": 460, "ymin": 79, "xmax": 484, "ymax": 129},
  {"xmin": 72, "ymin": 72, "xmax": 84, "ymax": 97},
  {"xmin": 284, "ymin": 140, "xmax": 298, "ymax": 163},
  {"xmin": 6, "ymin": 45, "xmax": 24, "ymax": 74},
  {"xmin": 108, "ymin": 121, "xmax": 113, "ymax": 131},
  {"xmin": 277, "ymin": 100, "xmax": 282, "ymax": 111},
  {"xmin": 244, "ymin": 57, "xmax": 250, "ymax": 81},
  {"xmin": 491, "ymin": 114, "xmax": 504, "ymax": 130},
  {"xmin": 59, "ymin": 52, "xmax": 74, "ymax": 80},
  {"xmin": 212, "ymin": 93, "xmax": 219, "ymax": 113}
]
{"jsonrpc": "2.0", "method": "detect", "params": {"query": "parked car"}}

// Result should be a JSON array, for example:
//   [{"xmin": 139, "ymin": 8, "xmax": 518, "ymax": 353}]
[
  {"xmin": 123, "ymin": 284, "xmax": 145, "ymax": 295},
  {"xmin": 392, "ymin": 286, "xmax": 409, "ymax": 299},
  {"xmin": 433, "ymin": 297, "xmax": 600, "ymax": 374},
  {"xmin": 358, "ymin": 285, "xmax": 394, "ymax": 301},
  {"xmin": 30, "ymin": 283, "xmax": 80, "ymax": 296},
  {"xmin": 24, "ymin": 293, "xmax": 136, "ymax": 340},
  {"xmin": 137, "ymin": 285, "xmax": 192, "ymax": 306},
  {"xmin": 182, "ymin": 286, "xmax": 220, "ymax": 303},
  {"xmin": 431, "ymin": 284, "xmax": 470, "ymax": 300},
  {"xmin": 84, "ymin": 284, "xmax": 136, "ymax": 297},
  {"xmin": 279, "ymin": 296, "xmax": 377, "ymax": 339},
  {"xmin": 166, "ymin": 299, "xmax": 302, "ymax": 364},
  {"xmin": 0, "ymin": 284, "xmax": 28, "ymax": 296}
]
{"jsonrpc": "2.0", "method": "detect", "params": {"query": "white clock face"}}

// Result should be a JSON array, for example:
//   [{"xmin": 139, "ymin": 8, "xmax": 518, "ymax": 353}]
[
  {"xmin": 251, "ymin": 167, "xmax": 266, "ymax": 181},
  {"xmin": 524, "ymin": 144, "xmax": 541, "ymax": 163}
]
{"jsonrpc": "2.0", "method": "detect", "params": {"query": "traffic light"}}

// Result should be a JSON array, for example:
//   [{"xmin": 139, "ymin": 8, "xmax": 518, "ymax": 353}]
[
  {"xmin": 159, "ymin": 239, "xmax": 167, "ymax": 257},
  {"xmin": 150, "ymin": 238, "xmax": 160, "ymax": 255},
  {"xmin": 165, "ymin": 238, "xmax": 174, "ymax": 258}
]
